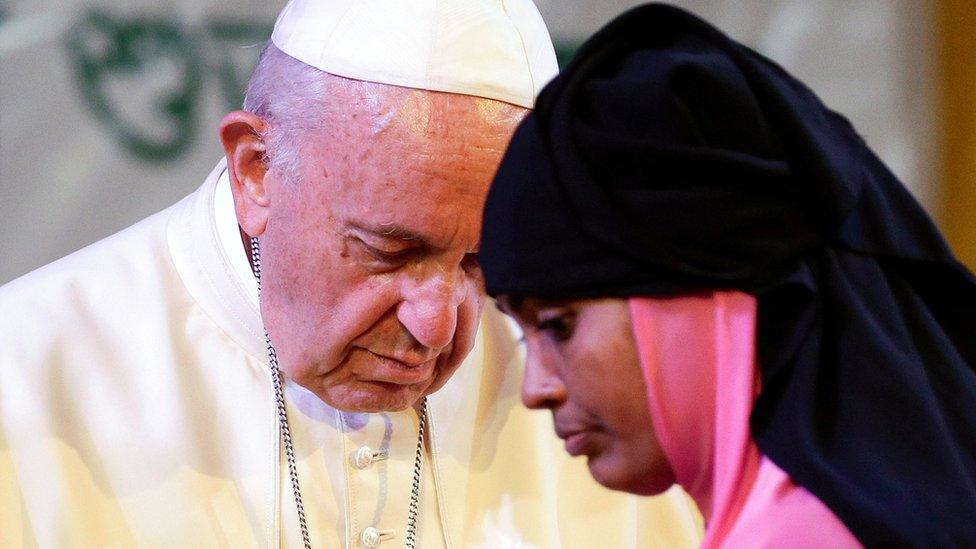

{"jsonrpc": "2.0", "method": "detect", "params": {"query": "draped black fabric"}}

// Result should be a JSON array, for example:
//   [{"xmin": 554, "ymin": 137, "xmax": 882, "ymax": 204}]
[{"xmin": 480, "ymin": 4, "xmax": 976, "ymax": 546}]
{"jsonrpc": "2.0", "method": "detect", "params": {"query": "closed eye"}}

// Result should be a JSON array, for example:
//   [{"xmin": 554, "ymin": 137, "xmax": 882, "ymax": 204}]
[
  {"xmin": 536, "ymin": 313, "xmax": 575, "ymax": 342},
  {"xmin": 350, "ymin": 237, "xmax": 418, "ymax": 270},
  {"xmin": 363, "ymin": 241, "xmax": 412, "ymax": 261}
]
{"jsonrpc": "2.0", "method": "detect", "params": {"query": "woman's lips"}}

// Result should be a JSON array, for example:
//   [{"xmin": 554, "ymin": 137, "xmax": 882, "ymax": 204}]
[
  {"xmin": 556, "ymin": 421, "xmax": 597, "ymax": 457},
  {"xmin": 562, "ymin": 431, "xmax": 593, "ymax": 456}
]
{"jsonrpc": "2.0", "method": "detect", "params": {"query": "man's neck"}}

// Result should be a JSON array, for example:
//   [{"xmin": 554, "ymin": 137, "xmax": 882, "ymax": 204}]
[{"xmin": 240, "ymin": 226, "xmax": 256, "ymax": 278}]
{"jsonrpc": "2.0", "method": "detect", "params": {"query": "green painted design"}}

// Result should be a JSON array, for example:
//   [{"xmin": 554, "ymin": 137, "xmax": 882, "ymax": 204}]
[{"xmin": 67, "ymin": 10, "xmax": 203, "ymax": 162}]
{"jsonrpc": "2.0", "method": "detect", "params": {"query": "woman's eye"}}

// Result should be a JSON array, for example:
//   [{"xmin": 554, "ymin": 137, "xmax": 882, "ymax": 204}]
[{"xmin": 536, "ymin": 313, "xmax": 575, "ymax": 342}]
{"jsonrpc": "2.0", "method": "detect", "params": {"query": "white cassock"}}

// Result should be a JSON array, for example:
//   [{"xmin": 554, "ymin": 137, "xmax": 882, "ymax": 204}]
[{"xmin": 0, "ymin": 160, "xmax": 703, "ymax": 547}]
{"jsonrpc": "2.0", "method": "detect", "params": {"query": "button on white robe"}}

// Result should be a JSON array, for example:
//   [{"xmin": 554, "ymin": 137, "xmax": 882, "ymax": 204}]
[{"xmin": 0, "ymin": 160, "xmax": 703, "ymax": 547}]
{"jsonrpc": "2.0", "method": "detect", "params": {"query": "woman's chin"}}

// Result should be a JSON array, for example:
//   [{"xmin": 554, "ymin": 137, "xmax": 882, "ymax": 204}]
[{"xmin": 587, "ymin": 455, "xmax": 675, "ymax": 496}]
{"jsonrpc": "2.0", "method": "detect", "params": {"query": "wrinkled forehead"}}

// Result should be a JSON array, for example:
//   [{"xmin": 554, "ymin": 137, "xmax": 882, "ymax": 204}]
[
  {"xmin": 290, "ymin": 82, "xmax": 525, "ymax": 249},
  {"xmin": 299, "ymin": 82, "xmax": 525, "ymax": 201}
]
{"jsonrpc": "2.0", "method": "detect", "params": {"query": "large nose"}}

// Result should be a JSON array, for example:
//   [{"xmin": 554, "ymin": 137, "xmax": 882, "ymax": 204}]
[
  {"xmin": 521, "ymin": 344, "xmax": 567, "ymax": 410},
  {"xmin": 397, "ymin": 268, "xmax": 464, "ymax": 351}
]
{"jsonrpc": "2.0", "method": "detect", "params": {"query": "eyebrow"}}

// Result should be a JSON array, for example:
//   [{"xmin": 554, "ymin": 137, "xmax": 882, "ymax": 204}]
[
  {"xmin": 496, "ymin": 295, "xmax": 577, "ymax": 320},
  {"xmin": 495, "ymin": 295, "xmax": 528, "ymax": 319},
  {"xmin": 346, "ymin": 220, "xmax": 430, "ymax": 245},
  {"xmin": 345, "ymin": 219, "xmax": 482, "ymax": 255}
]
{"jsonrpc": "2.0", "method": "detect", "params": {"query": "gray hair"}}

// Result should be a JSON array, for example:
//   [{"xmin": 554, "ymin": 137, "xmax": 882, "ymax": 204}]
[{"xmin": 242, "ymin": 41, "xmax": 334, "ymax": 184}]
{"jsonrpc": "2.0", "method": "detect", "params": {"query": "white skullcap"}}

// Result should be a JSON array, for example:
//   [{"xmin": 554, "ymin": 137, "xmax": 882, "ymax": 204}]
[{"xmin": 271, "ymin": 0, "xmax": 558, "ymax": 108}]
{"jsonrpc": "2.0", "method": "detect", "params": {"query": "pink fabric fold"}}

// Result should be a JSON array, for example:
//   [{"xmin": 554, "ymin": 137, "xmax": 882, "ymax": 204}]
[{"xmin": 629, "ymin": 292, "xmax": 860, "ymax": 548}]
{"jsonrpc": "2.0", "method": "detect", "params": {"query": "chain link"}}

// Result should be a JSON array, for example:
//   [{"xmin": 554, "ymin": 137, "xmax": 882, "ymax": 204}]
[{"xmin": 405, "ymin": 397, "xmax": 428, "ymax": 549}]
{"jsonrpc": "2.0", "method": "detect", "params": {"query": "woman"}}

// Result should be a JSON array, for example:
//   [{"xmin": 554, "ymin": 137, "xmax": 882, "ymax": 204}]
[{"xmin": 479, "ymin": 4, "xmax": 976, "ymax": 547}]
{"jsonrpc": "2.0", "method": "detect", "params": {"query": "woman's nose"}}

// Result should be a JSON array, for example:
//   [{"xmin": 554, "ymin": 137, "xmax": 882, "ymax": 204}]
[{"xmin": 521, "ymin": 346, "xmax": 567, "ymax": 410}]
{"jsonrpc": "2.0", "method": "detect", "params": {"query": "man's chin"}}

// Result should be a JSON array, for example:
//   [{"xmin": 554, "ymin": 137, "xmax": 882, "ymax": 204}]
[{"xmin": 317, "ymin": 379, "xmax": 430, "ymax": 413}]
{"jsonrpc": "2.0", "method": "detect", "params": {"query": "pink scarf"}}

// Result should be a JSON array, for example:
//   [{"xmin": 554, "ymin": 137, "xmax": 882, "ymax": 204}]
[{"xmin": 630, "ymin": 292, "xmax": 860, "ymax": 548}]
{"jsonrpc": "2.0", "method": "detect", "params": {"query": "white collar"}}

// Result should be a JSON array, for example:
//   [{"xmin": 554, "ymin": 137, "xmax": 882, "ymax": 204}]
[
  {"xmin": 167, "ymin": 158, "xmax": 266, "ymax": 361},
  {"xmin": 213, "ymin": 167, "xmax": 260, "ymax": 308}
]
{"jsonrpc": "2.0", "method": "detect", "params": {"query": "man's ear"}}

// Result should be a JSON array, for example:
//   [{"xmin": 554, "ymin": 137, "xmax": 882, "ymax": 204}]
[{"xmin": 219, "ymin": 111, "xmax": 270, "ymax": 237}]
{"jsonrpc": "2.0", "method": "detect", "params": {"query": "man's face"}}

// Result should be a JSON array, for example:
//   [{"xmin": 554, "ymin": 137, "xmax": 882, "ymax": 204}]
[
  {"xmin": 258, "ymin": 84, "xmax": 524, "ymax": 412},
  {"xmin": 500, "ymin": 297, "xmax": 674, "ymax": 496}
]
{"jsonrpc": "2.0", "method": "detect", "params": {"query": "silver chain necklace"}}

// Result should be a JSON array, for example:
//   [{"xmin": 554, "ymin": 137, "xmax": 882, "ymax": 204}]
[{"xmin": 249, "ymin": 237, "xmax": 427, "ymax": 549}]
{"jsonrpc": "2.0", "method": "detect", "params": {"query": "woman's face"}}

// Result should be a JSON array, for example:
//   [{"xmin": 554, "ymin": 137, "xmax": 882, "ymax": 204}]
[{"xmin": 499, "ymin": 296, "xmax": 675, "ymax": 495}]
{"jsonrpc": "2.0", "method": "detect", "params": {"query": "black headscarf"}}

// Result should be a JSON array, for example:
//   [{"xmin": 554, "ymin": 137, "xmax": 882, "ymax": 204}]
[{"xmin": 480, "ymin": 4, "xmax": 976, "ymax": 546}]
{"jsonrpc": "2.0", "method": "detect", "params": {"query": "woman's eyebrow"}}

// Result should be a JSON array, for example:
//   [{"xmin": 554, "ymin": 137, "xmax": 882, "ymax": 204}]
[{"xmin": 495, "ymin": 295, "xmax": 526, "ymax": 316}]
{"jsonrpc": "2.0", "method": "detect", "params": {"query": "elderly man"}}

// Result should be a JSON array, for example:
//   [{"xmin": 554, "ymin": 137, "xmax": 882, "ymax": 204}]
[{"xmin": 0, "ymin": 0, "xmax": 701, "ymax": 546}]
